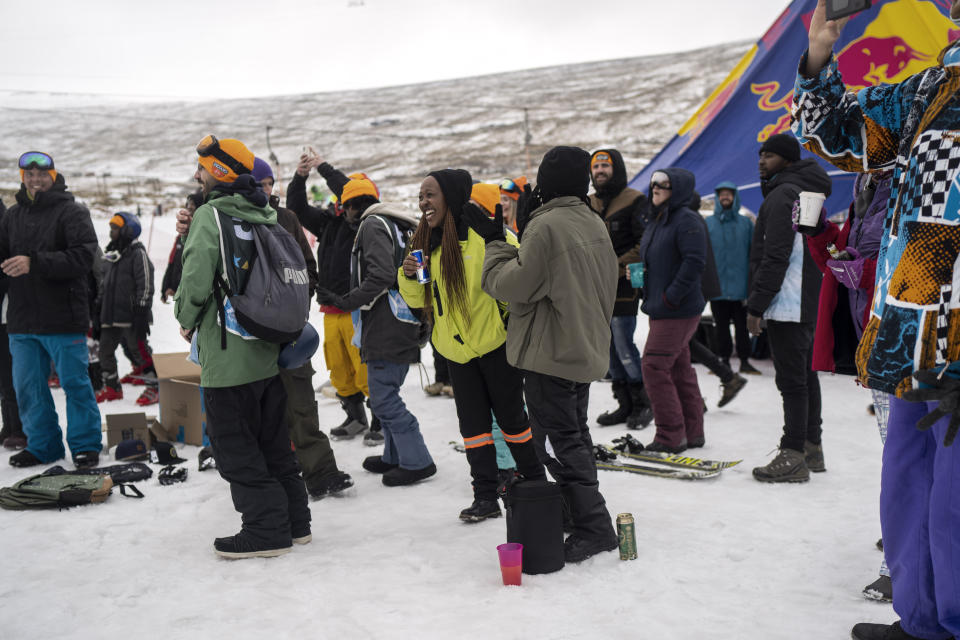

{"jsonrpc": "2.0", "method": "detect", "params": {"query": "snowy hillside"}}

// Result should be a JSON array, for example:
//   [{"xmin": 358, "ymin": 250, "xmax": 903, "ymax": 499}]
[{"xmin": 0, "ymin": 41, "xmax": 749, "ymax": 209}]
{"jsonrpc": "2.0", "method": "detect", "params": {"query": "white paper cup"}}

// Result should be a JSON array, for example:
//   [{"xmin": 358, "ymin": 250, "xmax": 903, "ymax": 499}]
[{"xmin": 797, "ymin": 191, "xmax": 826, "ymax": 235}]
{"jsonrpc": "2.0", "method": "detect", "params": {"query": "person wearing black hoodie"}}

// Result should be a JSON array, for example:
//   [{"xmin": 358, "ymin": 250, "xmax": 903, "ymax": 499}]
[
  {"xmin": 635, "ymin": 168, "xmax": 707, "ymax": 454},
  {"xmin": 588, "ymin": 149, "xmax": 653, "ymax": 430},
  {"xmin": 747, "ymin": 133, "xmax": 829, "ymax": 484},
  {"xmin": 1, "ymin": 152, "xmax": 101, "ymax": 469}
]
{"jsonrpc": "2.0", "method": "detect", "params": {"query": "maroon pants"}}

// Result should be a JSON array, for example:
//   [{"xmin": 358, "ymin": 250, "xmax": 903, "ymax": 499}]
[{"xmin": 641, "ymin": 316, "xmax": 703, "ymax": 448}]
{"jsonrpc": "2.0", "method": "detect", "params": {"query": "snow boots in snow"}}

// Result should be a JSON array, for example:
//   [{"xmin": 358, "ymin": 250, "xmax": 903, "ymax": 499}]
[
  {"xmin": 862, "ymin": 575, "xmax": 892, "ymax": 602},
  {"xmin": 597, "ymin": 381, "xmax": 631, "ymax": 426},
  {"xmin": 213, "ymin": 532, "xmax": 292, "ymax": 559},
  {"xmin": 851, "ymin": 621, "xmax": 925, "ymax": 640},
  {"xmin": 363, "ymin": 400, "xmax": 383, "ymax": 446},
  {"xmin": 752, "ymin": 448, "xmax": 810, "ymax": 483},
  {"xmin": 718, "ymin": 373, "xmax": 747, "ymax": 408},
  {"xmin": 381, "ymin": 463, "xmax": 436, "ymax": 487},
  {"xmin": 459, "ymin": 499, "xmax": 502, "ymax": 523},
  {"xmin": 330, "ymin": 392, "xmax": 368, "ymax": 439},
  {"xmin": 563, "ymin": 533, "xmax": 618, "ymax": 564},
  {"xmin": 626, "ymin": 383, "xmax": 653, "ymax": 429},
  {"xmin": 308, "ymin": 470, "xmax": 354, "ymax": 499}
]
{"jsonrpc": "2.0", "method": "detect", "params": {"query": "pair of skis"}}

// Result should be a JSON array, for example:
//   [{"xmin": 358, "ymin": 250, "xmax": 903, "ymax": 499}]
[{"xmin": 595, "ymin": 435, "xmax": 741, "ymax": 480}]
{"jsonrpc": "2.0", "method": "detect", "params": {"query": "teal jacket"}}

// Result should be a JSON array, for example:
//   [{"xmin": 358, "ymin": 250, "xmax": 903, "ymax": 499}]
[
  {"xmin": 705, "ymin": 181, "xmax": 752, "ymax": 301},
  {"xmin": 174, "ymin": 190, "xmax": 280, "ymax": 388}
]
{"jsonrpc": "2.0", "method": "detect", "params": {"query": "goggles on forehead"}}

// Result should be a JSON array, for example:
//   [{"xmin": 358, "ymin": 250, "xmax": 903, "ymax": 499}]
[
  {"xmin": 592, "ymin": 152, "xmax": 612, "ymax": 166},
  {"xmin": 18, "ymin": 151, "xmax": 54, "ymax": 171},
  {"xmin": 499, "ymin": 178, "xmax": 522, "ymax": 194},
  {"xmin": 196, "ymin": 134, "xmax": 249, "ymax": 177},
  {"xmin": 650, "ymin": 171, "xmax": 671, "ymax": 190}
]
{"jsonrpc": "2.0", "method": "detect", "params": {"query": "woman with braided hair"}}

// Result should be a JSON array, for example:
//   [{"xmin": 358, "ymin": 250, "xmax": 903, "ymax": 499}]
[{"xmin": 399, "ymin": 169, "xmax": 545, "ymax": 523}]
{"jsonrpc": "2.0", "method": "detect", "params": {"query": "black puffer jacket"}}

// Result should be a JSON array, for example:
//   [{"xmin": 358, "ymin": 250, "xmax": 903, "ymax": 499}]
[
  {"xmin": 748, "ymin": 159, "xmax": 830, "ymax": 323},
  {"xmin": 588, "ymin": 148, "xmax": 650, "ymax": 316},
  {"xmin": 0, "ymin": 177, "xmax": 98, "ymax": 334},
  {"xmin": 100, "ymin": 235, "xmax": 153, "ymax": 328},
  {"xmin": 286, "ymin": 166, "xmax": 357, "ymax": 306}
]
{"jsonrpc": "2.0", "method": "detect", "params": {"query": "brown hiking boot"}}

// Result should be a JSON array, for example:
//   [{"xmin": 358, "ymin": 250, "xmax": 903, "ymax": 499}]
[{"xmin": 752, "ymin": 448, "xmax": 809, "ymax": 483}]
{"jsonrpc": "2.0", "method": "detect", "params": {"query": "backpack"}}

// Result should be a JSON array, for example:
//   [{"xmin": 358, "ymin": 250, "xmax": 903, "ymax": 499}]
[
  {"xmin": 211, "ymin": 207, "xmax": 310, "ymax": 348},
  {"xmin": 0, "ymin": 472, "xmax": 115, "ymax": 510}
]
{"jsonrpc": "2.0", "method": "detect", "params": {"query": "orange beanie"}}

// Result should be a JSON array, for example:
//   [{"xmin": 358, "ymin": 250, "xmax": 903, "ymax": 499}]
[{"xmin": 197, "ymin": 138, "xmax": 255, "ymax": 183}]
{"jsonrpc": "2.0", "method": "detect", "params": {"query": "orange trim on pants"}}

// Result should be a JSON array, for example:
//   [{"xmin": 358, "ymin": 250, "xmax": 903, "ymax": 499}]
[
  {"xmin": 322, "ymin": 312, "xmax": 368, "ymax": 397},
  {"xmin": 501, "ymin": 427, "xmax": 532, "ymax": 444},
  {"xmin": 463, "ymin": 433, "xmax": 495, "ymax": 449}
]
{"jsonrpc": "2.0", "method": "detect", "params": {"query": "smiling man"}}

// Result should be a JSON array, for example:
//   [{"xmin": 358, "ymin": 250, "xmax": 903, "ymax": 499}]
[
  {"xmin": 794, "ymin": 1, "xmax": 960, "ymax": 638},
  {"xmin": 0, "ymin": 152, "xmax": 101, "ymax": 470}
]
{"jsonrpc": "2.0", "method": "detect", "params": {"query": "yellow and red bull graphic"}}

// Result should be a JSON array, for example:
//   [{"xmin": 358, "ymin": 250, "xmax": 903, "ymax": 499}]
[{"xmin": 631, "ymin": 0, "xmax": 955, "ymax": 216}]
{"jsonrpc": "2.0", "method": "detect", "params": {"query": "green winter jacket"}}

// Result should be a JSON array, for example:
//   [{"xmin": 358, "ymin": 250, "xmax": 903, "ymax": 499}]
[
  {"xmin": 481, "ymin": 196, "xmax": 618, "ymax": 383},
  {"xmin": 174, "ymin": 192, "xmax": 280, "ymax": 388}
]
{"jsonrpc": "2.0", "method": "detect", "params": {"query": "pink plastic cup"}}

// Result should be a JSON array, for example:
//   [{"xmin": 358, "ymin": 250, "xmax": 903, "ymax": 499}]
[{"xmin": 497, "ymin": 543, "xmax": 523, "ymax": 586}]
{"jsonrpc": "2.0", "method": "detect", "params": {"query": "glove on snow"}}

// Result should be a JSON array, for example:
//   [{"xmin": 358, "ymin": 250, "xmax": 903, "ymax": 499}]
[
  {"xmin": 902, "ymin": 368, "xmax": 960, "ymax": 447},
  {"xmin": 826, "ymin": 247, "xmax": 864, "ymax": 289}
]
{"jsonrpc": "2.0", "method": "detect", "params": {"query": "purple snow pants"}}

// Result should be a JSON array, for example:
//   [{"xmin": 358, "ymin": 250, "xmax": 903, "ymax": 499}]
[
  {"xmin": 882, "ymin": 396, "xmax": 960, "ymax": 639},
  {"xmin": 641, "ymin": 316, "xmax": 703, "ymax": 449}
]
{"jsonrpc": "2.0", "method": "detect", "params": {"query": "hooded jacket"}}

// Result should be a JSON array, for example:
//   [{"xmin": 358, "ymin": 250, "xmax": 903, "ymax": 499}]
[
  {"xmin": 99, "ymin": 213, "xmax": 153, "ymax": 328},
  {"xmin": 174, "ymin": 184, "xmax": 281, "ymax": 388},
  {"xmin": 705, "ymin": 182, "xmax": 753, "ymax": 301},
  {"xmin": 747, "ymin": 159, "xmax": 829, "ymax": 323},
  {"xmin": 339, "ymin": 203, "xmax": 422, "ymax": 364},
  {"xmin": 481, "ymin": 196, "xmax": 618, "ymax": 383},
  {"xmin": 285, "ymin": 164, "xmax": 356, "ymax": 311},
  {"xmin": 588, "ymin": 148, "xmax": 650, "ymax": 315},
  {"xmin": 0, "ymin": 175, "xmax": 98, "ymax": 335},
  {"xmin": 636, "ymin": 168, "xmax": 707, "ymax": 319}
]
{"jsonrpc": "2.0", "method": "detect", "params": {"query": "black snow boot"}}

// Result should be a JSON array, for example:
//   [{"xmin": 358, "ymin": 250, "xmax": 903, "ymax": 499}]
[
  {"xmin": 330, "ymin": 392, "xmax": 368, "ymax": 439},
  {"xmin": 626, "ymin": 383, "xmax": 654, "ymax": 430},
  {"xmin": 213, "ymin": 532, "xmax": 291, "ymax": 559},
  {"xmin": 459, "ymin": 499, "xmax": 502, "ymax": 523},
  {"xmin": 597, "ymin": 381, "xmax": 631, "ymax": 426},
  {"xmin": 850, "ymin": 621, "xmax": 926, "ymax": 640}
]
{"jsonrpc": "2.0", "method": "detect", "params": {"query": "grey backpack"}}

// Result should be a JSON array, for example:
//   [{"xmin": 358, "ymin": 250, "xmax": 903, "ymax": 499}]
[{"xmin": 212, "ymin": 207, "xmax": 310, "ymax": 347}]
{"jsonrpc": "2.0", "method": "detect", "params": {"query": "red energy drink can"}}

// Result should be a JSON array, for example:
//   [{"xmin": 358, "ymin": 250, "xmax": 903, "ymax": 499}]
[{"xmin": 411, "ymin": 249, "xmax": 431, "ymax": 284}]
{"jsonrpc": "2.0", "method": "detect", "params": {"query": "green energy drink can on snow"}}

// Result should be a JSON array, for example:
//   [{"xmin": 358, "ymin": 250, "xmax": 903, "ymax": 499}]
[
  {"xmin": 617, "ymin": 513, "xmax": 637, "ymax": 561},
  {"xmin": 411, "ymin": 249, "xmax": 431, "ymax": 284}
]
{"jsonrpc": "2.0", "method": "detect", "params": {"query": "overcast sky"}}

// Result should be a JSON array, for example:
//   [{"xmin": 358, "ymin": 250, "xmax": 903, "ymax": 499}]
[{"xmin": 1, "ymin": 0, "xmax": 789, "ymax": 100}]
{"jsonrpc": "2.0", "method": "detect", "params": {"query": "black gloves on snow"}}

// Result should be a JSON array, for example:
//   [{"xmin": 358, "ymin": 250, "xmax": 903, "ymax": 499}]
[
  {"xmin": 902, "ymin": 368, "xmax": 960, "ymax": 447},
  {"xmin": 462, "ymin": 202, "xmax": 505, "ymax": 244}
]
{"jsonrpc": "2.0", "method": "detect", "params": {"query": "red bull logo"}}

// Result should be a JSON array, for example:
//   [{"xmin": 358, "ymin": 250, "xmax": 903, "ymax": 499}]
[{"xmin": 838, "ymin": 36, "xmax": 930, "ymax": 89}]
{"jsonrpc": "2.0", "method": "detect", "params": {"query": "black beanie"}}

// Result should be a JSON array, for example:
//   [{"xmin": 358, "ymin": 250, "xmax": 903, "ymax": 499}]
[
  {"xmin": 427, "ymin": 169, "xmax": 473, "ymax": 221},
  {"xmin": 537, "ymin": 146, "xmax": 591, "ymax": 201},
  {"xmin": 759, "ymin": 133, "xmax": 801, "ymax": 163}
]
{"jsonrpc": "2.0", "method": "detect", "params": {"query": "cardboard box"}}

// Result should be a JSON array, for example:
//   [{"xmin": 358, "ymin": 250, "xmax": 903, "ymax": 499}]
[
  {"xmin": 103, "ymin": 412, "xmax": 153, "ymax": 449},
  {"xmin": 153, "ymin": 352, "xmax": 208, "ymax": 446}
]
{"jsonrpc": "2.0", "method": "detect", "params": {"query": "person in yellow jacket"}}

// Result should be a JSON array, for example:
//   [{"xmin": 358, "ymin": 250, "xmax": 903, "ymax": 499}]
[{"xmin": 399, "ymin": 169, "xmax": 545, "ymax": 522}]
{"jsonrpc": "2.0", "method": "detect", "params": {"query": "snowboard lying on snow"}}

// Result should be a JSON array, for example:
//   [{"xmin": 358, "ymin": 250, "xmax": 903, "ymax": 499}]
[{"xmin": 594, "ymin": 434, "xmax": 742, "ymax": 480}]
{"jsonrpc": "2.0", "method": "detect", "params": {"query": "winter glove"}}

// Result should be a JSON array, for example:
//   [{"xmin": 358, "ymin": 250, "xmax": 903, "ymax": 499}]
[
  {"xmin": 902, "ymin": 368, "xmax": 960, "ymax": 447},
  {"xmin": 462, "ymin": 202, "xmax": 505, "ymax": 244},
  {"xmin": 515, "ymin": 184, "xmax": 543, "ymax": 241},
  {"xmin": 316, "ymin": 287, "xmax": 345, "ymax": 309},
  {"xmin": 826, "ymin": 247, "xmax": 864, "ymax": 289},
  {"xmin": 132, "ymin": 307, "xmax": 150, "ymax": 339},
  {"xmin": 790, "ymin": 198, "xmax": 826, "ymax": 235}
]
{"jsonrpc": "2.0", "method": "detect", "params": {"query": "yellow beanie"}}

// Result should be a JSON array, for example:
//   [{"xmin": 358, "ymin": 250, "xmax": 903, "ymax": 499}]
[
  {"xmin": 471, "ymin": 183, "xmax": 501, "ymax": 216},
  {"xmin": 197, "ymin": 138, "xmax": 255, "ymax": 183},
  {"xmin": 341, "ymin": 178, "xmax": 379, "ymax": 206}
]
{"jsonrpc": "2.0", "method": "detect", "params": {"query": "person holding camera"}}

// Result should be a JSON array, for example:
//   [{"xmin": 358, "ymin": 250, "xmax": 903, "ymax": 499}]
[{"xmin": 794, "ymin": 1, "xmax": 960, "ymax": 637}]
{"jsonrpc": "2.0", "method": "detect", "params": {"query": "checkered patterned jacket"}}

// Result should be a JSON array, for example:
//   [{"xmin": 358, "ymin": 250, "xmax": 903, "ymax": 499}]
[{"xmin": 793, "ymin": 43, "xmax": 960, "ymax": 396}]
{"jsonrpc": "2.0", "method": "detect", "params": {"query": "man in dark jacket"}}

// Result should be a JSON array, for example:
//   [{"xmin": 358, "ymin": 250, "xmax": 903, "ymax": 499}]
[
  {"xmin": 287, "ymin": 152, "xmax": 376, "ymax": 443},
  {"xmin": 636, "ymin": 168, "xmax": 707, "ymax": 453},
  {"xmin": 1, "ymin": 152, "xmax": 101, "ymax": 469},
  {"xmin": 481, "ymin": 146, "xmax": 620, "ymax": 564},
  {"xmin": 315, "ymin": 180, "xmax": 436, "ymax": 487},
  {"xmin": 588, "ymin": 149, "xmax": 653, "ymax": 430},
  {"xmin": 746, "ymin": 133, "xmax": 828, "ymax": 483},
  {"xmin": 253, "ymin": 158, "xmax": 354, "ymax": 499}
]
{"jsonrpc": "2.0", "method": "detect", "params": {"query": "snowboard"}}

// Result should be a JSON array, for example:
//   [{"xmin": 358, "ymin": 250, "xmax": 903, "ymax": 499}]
[
  {"xmin": 595, "ymin": 457, "xmax": 721, "ymax": 480},
  {"xmin": 600, "ymin": 444, "xmax": 741, "ymax": 472}
]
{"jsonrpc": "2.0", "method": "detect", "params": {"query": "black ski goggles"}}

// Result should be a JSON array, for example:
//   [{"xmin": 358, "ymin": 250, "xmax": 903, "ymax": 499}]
[
  {"xmin": 196, "ymin": 134, "xmax": 249, "ymax": 177},
  {"xmin": 18, "ymin": 151, "xmax": 55, "ymax": 171}
]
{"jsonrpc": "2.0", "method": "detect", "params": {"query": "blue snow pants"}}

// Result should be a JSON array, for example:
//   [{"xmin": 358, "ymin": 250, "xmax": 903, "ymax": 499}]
[
  {"xmin": 9, "ymin": 333, "xmax": 101, "ymax": 462},
  {"xmin": 367, "ymin": 360, "xmax": 433, "ymax": 471},
  {"xmin": 882, "ymin": 396, "xmax": 960, "ymax": 639}
]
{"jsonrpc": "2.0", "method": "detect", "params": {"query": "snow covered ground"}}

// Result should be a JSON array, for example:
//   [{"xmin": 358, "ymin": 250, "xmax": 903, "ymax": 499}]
[{"xmin": 0, "ymin": 212, "xmax": 893, "ymax": 640}]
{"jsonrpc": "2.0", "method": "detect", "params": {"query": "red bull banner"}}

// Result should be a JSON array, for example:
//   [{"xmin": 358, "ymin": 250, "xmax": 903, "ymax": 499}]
[{"xmin": 629, "ymin": 0, "xmax": 955, "ymax": 214}]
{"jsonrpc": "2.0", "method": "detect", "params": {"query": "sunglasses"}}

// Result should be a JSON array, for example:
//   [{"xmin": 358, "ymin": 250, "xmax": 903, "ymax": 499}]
[
  {"xmin": 196, "ymin": 134, "xmax": 249, "ymax": 177},
  {"xmin": 651, "ymin": 181, "xmax": 672, "ymax": 190},
  {"xmin": 499, "ymin": 178, "xmax": 521, "ymax": 194},
  {"xmin": 18, "ymin": 151, "xmax": 54, "ymax": 171}
]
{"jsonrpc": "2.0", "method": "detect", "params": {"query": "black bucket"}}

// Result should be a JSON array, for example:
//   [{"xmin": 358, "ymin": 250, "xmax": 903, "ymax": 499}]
[{"xmin": 505, "ymin": 479, "xmax": 565, "ymax": 574}]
